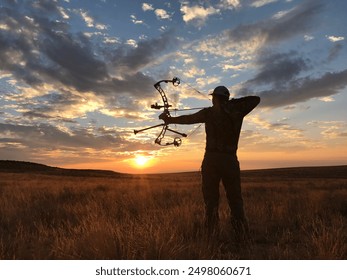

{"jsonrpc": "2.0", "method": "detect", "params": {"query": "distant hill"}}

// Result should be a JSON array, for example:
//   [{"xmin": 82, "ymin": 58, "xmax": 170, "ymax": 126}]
[
  {"xmin": 0, "ymin": 160, "xmax": 346, "ymax": 179},
  {"xmin": 242, "ymin": 165, "xmax": 347, "ymax": 179},
  {"xmin": 0, "ymin": 160, "xmax": 124, "ymax": 178}
]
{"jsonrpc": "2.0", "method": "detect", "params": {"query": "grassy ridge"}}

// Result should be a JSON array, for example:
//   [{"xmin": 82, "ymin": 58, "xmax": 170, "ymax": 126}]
[
  {"xmin": 0, "ymin": 165, "xmax": 346, "ymax": 259},
  {"xmin": 0, "ymin": 160, "xmax": 123, "ymax": 177}
]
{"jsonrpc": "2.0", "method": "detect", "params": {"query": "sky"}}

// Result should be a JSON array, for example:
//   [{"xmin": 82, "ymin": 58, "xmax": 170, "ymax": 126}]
[{"xmin": 0, "ymin": 0, "xmax": 346, "ymax": 173}]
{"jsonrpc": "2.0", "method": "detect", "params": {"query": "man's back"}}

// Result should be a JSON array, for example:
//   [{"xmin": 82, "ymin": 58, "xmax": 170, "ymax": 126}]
[{"xmin": 203, "ymin": 96, "xmax": 260, "ymax": 154}]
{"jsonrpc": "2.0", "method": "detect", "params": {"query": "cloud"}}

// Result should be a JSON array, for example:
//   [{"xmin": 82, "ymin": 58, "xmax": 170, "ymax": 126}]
[
  {"xmin": 251, "ymin": 0, "xmax": 278, "ymax": 8},
  {"xmin": 179, "ymin": 0, "xmax": 241, "ymax": 26},
  {"xmin": 154, "ymin": 9, "xmax": 171, "ymax": 20},
  {"xmin": 183, "ymin": 66, "xmax": 206, "ymax": 78},
  {"xmin": 252, "ymin": 69, "xmax": 347, "ymax": 108},
  {"xmin": 19, "ymin": 90, "xmax": 104, "ymax": 121},
  {"xmin": 0, "ymin": 0, "xmax": 185, "ymax": 165},
  {"xmin": 77, "ymin": 9, "xmax": 107, "ymax": 30},
  {"xmin": 109, "ymin": 32, "xmax": 175, "ymax": 77},
  {"xmin": 220, "ymin": 0, "xmax": 241, "ymax": 9},
  {"xmin": 180, "ymin": 4, "xmax": 220, "ymax": 26},
  {"xmin": 142, "ymin": 3, "xmax": 154, "ymax": 11},
  {"xmin": 42, "ymin": 33, "xmax": 110, "ymax": 92},
  {"xmin": 249, "ymin": 115, "xmax": 304, "ymax": 139},
  {"xmin": 30, "ymin": 0, "xmax": 64, "ymax": 15},
  {"xmin": 79, "ymin": 10, "xmax": 94, "ymax": 27},
  {"xmin": 130, "ymin": 14, "xmax": 144, "ymax": 25},
  {"xmin": 327, "ymin": 43, "xmax": 344, "ymax": 62},
  {"xmin": 308, "ymin": 121, "xmax": 347, "ymax": 139},
  {"xmin": 326, "ymin": 35, "xmax": 345, "ymax": 42},
  {"xmin": 0, "ymin": 122, "xmax": 123, "ymax": 150},
  {"xmin": 318, "ymin": 96, "xmax": 335, "ymax": 102},
  {"xmin": 272, "ymin": 7, "xmax": 295, "ymax": 19},
  {"xmin": 0, "ymin": 5, "xmax": 108, "ymax": 92},
  {"xmin": 142, "ymin": 4, "xmax": 172, "ymax": 21},
  {"xmin": 226, "ymin": 0, "xmax": 324, "ymax": 45},
  {"xmin": 0, "ymin": 1, "xmax": 176, "ymax": 119},
  {"xmin": 126, "ymin": 39, "xmax": 138, "ymax": 47},
  {"xmin": 304, "ymin": 34, "xmax": 314, "ymax": 41},
  {"xmin": 0, "ymin": 121, "xmax": 144, "ymax": 164},
  {"xmin": 246, "ymin": 51, "xmax": 311, "ymax": 87},
  {"xmin": 190, "ymin": 0, "xmax": 323, "ymax": 73},
  {"xmin": 191, "ymin": 0, "xmax": 338, "ymax": 109},
  {"xmin": 57, "ymin": 6, "xmax": 70, "ymax": 19}
]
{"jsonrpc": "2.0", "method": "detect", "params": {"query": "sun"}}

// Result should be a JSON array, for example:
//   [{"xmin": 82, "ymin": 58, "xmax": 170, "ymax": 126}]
[{"xmin": 134, "ymin": 155, "xmax": 149, "ymax": 167}]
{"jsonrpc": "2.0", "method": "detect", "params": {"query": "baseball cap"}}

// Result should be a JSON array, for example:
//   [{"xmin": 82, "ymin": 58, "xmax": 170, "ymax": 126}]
[{"xmin": 210, "ymin": 86, "xmax": 230, "ymax": 98}]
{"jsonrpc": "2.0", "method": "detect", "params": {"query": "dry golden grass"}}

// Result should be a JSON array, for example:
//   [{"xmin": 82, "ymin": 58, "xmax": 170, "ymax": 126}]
[{"xmin": 0, "ymin": 167, "xmax": 346, "ymax": 260}]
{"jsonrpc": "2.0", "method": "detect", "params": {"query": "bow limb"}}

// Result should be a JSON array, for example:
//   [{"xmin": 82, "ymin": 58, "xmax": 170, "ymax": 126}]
[
  {"xmin": 154, "ymin": 124, "xmax": 167, "ymax": 146},
  {"xmin": 153, "ymin": 77, "xmax": 186, "ymax": 146},
  {"xmin": 154, "ymin": 82, "xmax": 171, "ymax": 116}
]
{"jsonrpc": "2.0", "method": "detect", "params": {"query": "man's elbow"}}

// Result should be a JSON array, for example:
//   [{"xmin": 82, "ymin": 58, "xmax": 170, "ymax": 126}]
[
  {"xmin": 249, "ymin": 96, "xmax": 260, "ymax": 108},
  {"xmin": 254, "ymin": 96, "xmax": 260, "ymax": 106}
]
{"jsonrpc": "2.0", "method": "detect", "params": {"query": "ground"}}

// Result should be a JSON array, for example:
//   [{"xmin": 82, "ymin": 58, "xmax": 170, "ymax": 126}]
[{"xmin": 0, "ymin": 161, "xmax": 346, "ymax": 259}]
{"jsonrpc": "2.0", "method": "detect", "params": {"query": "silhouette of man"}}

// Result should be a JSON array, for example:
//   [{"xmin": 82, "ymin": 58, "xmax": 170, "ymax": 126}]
[{"xmin": 159, "ymin": 86, "xmax": 260, "ymax": 238}]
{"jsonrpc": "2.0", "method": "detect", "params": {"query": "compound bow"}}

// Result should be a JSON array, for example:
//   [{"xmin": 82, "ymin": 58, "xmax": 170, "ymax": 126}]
[{"xmin": 133, "ymin": 77, "xmax": 188, "ymax": 147}]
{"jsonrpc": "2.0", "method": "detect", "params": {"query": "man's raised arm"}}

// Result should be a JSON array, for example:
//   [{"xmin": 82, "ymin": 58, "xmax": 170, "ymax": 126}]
[{"xmin": 230, "ymin": 96, "xmax": 260, "ymax": 116}]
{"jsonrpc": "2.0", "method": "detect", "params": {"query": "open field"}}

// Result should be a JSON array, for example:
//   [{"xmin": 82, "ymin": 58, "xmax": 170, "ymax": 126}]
[{"xmin": 0, "ymin": 161, "xmax": 346, "ymax": 259}]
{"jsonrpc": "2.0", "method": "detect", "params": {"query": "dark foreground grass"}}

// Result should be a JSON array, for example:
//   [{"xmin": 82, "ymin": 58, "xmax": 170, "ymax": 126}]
[{"xmin": 0, "ymin": 168, "xmax": 346, "ymax": 259}]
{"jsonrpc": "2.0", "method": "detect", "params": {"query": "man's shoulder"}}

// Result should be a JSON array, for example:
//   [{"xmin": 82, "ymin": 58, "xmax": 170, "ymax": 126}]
[
  {"xmin": 197, "ymin": 107, "xmax": 212, "ymax": 115},
  {"xmin": 202, "ymin": 106, "xmax": 212, "ymax": 112},
  {"xmin": 194, "ymin": 107, "xmax": 213, "ymax": 122},
  {"xmin": 225, "ymin": 99, "xmax": 243, "ymax": 111}
]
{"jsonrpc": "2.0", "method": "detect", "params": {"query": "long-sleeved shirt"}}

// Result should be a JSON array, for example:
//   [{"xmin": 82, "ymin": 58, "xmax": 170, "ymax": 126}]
[{"xmin": 168, "ymin": 96, "xmax": 260, "ymax": 154}]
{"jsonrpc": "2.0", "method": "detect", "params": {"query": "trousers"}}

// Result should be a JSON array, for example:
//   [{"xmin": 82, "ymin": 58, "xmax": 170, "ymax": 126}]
[{"xmin": 201, "ymin": 152, "xmax": 248, "ymax": 233}]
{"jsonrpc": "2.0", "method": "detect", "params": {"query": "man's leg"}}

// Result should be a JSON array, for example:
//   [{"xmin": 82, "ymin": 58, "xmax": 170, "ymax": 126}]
[
  {"xmin": 201, "ymin": 154, "xmax": 221, "ymax": 234},
  {"xmin": 221, "ymin": 156, "xmax": 249, "ymax": 237}
]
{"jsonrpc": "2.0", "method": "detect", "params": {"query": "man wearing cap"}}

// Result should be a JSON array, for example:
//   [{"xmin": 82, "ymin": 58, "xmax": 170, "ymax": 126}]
[{"xmin": 159, "ymin": 86, "xmax": 260, "ymax": 238}]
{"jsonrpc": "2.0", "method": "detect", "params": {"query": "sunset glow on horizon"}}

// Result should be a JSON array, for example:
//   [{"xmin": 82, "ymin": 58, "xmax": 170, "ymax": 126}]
[{"xmin": 1, "ymin": 0, "xmax": 347, "ymax": 174}]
